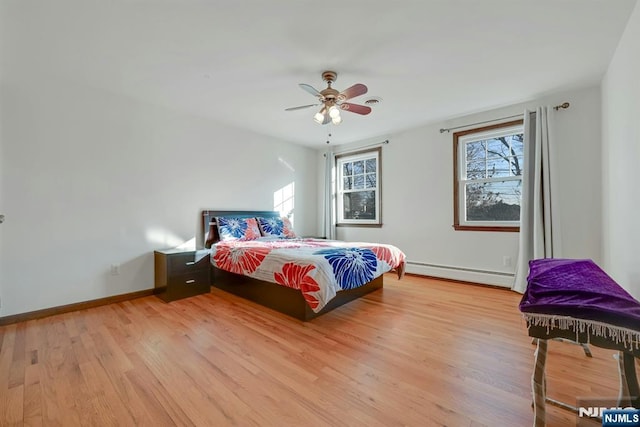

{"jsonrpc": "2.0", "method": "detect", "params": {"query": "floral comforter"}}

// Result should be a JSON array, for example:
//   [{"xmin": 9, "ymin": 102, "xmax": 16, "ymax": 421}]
[{"xmin": 210, "ymin": 238, "xmax": 406, "ymax": 313}]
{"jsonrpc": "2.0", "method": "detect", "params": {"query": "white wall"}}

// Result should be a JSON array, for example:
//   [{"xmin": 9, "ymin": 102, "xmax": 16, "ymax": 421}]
[
  {"xmin": 0, "ymin": 76, "xmax": 318, "ymax": 317},
  {"xmin": 326, "ymin": 85, "xmax": 603, "ymax": 287},
  {"xmin": 602, "ymin": 2, "xmax": 640, "ymax": 299}
]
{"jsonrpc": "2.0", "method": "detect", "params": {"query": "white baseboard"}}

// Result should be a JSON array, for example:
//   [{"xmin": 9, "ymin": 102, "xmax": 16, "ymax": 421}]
[{"xmin": 405, "ymin": 261, "xmax": 514, "ymax": 288}]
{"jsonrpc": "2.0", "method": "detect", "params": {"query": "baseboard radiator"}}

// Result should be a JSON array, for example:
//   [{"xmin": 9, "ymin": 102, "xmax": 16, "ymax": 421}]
[{"xmin": 405, "ymin": 260, "xmax": 515, "ymax": 288}]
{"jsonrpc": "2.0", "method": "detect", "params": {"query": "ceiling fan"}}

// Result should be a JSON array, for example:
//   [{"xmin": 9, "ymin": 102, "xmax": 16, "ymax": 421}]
[{"xmin": 285, "ymin": 71, "xmax": 372, "ymax": 125}]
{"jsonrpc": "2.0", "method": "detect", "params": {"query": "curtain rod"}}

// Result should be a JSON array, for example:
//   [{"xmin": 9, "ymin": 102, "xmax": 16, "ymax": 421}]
[
  {"xmin": 439, "ymin": 101, "xmax": 570, "ymax": 133},
  {"xmin": 328, "ymin": 139, "xmax": 389, "ymax": 156}
]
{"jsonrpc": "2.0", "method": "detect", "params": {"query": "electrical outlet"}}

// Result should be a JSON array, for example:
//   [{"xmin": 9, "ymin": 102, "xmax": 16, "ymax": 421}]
[
  {"xmin": 110, "ymin": 264, "xmax": 120, "ymax": 275},
  {"xmin": 503, "ymin": 256, "xmax": 512, "ymax": 267}
]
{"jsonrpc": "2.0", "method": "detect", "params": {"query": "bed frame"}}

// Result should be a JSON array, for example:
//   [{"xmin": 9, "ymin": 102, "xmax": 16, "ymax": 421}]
[{"xmin": 200, "ymin": 210, "xmax": 385, "ymax": 321}]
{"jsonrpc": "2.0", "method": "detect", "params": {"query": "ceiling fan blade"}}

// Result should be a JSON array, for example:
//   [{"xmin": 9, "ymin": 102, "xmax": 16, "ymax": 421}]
[
  {"xmin": 340, "ymin": 83, "xmax": 368, "ymax": 100},
  {"xmin": 285, "ymin": 104, "xmax": 319, "ymax": 111},
  {"xmin": 340, "ymin": 102, "xmax": 372, "ymax": 115},
  {"xmin": 299, "ymin": 83, "xmax": 322, "ymax": 97}
]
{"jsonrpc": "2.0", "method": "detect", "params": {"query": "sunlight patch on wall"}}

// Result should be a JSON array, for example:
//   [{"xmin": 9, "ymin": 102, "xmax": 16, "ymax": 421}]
[
  {"xmin": 274, "ymin": 182, "xmax": 295, "ymax": 224},
  {"xmin": 278, "ymin": 156, "xmax": 295, "ymax": 172},
  {"xmin": 145, "ymin": 228, "xmax": 195, "ymax": 250}
]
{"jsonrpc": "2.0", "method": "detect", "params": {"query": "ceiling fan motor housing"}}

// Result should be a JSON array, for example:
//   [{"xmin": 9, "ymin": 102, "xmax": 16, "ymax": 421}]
[
  {"xmin": 320, "ymin": 88, "xmax": 339, "ymax": 102},
  {"xmin": 320, "ymin": 71, "xmax": 339, "ymax": 102}
]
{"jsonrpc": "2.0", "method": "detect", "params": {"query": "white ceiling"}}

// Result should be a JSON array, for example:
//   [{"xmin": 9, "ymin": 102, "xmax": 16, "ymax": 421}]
[{"xmin": 2, "ymin": 0, "xmax": 637, "ymax": 147}]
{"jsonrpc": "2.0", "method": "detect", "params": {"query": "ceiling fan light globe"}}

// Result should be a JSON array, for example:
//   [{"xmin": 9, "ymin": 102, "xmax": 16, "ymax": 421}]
[
  {"xmin": 332, "ymin": 115, "xmax": 342, "ymax": 125},
  {"xmin": 328, "ymin": 105, "xmax": 340, "ymax": 119},
  {"xmin": 313, "ymin": 112, "xmax": 325, "ymax": 124}
]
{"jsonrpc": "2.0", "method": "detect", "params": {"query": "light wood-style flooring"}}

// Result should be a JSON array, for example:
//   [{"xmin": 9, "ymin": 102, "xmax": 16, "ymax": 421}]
[{"xmin": 0, "ymin": 274, "xmax": 622, "ymax": 426}]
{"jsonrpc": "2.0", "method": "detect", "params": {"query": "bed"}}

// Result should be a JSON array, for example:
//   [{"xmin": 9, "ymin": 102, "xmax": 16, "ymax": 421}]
[{"xmin": 200, "ymin": 210, "xmax": 406, "ymax": 321}]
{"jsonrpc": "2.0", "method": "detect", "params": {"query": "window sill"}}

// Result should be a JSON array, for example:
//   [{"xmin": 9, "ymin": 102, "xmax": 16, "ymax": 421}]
[{"xmin": 453, "ymin": 225, "xmax": 519, "ymax": 232}]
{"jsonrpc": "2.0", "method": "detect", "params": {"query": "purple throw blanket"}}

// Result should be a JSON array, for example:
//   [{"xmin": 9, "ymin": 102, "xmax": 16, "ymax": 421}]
[{"xmin": 519, "ymin": 258, "xmax": 640, "ymax": 332}]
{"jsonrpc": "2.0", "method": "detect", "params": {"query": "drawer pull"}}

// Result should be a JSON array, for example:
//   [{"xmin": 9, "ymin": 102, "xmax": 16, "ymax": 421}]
[
  {"xmin": 185, "ymin": 279, "xmax": 196, "ymax": 284},
  {"xmin": 185, "ymin": 261, "xmax": 195, "ymax": 266}
]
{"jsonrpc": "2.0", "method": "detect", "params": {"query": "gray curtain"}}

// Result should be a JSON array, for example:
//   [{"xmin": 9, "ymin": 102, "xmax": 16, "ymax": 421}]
[
  {"xmin": 512, "ymin": 106, "xmax": 562, "ymax": 293},
  {"xmin": 322, "ymin": 150, "xmax": 336, "ymax": 240}
]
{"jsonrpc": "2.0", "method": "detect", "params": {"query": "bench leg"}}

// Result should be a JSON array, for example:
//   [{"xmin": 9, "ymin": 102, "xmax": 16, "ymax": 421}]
[
  {"xmin": 532, "ymin": 338, "xmax": 548, "ymax": 427},
  {"xmin": 617, "ymin": 351, "xmax": 640, "ymax": 407}
]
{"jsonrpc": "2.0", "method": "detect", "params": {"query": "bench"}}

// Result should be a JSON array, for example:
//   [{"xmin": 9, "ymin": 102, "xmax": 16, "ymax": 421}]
[{"xmin": 519, "ymin": 258, "xmax": 640, "ymax": 426}]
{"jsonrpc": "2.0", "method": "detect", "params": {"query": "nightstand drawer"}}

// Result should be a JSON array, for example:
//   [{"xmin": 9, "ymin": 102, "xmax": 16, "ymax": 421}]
[
  {"xmin": 158, "ymin": 280, "xmax": 209, "ymax": 302},
  {"xmin": 167, "ymin": 270, "xmax": 210, "ymax": 287},
  {"xmin": 168, "ymin": 253, "xmax": 209, "ymax": 275}
]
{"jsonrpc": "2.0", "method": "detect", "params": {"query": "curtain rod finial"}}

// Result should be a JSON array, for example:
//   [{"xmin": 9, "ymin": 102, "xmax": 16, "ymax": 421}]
[{"xmin": 553, "ymin": 102, "xmax": 570, "ymax": 111}]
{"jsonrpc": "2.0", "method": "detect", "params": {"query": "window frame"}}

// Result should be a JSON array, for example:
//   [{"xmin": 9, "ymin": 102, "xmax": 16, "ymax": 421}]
[
  {"xmin": 335, "ymin": 147, "xmax": 382, "ymax": 227},
  {"xmin": 453, "ymin": 119, "xmax": 524, "ymax": 232}
]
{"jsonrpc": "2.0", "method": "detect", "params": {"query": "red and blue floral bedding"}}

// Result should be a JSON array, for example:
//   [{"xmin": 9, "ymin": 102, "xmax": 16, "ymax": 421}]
[{"xmin": 210, "ymin": 238, "xmax": 406, "ymax": 313}]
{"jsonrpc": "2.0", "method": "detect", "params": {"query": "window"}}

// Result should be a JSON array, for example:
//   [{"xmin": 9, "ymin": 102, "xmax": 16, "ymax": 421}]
[
  {"xmin": 453, "ymin": 120, "xmax": 524, "ymax": 231},
  {"xmin": 336, "ymin": 148, "xmax": 381, "ymax": 226}
]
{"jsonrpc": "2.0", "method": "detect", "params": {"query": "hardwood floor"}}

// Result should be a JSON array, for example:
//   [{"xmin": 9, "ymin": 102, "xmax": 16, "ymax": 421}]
[{"xmin": 0, "ymin": 273, "xmax": 623, "ymax": 426}]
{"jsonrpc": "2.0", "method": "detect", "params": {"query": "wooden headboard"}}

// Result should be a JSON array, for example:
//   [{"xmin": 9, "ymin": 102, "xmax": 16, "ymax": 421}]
[{"xmin": 200, "ymin": 210, "xmax": 281, "ymax": 249}]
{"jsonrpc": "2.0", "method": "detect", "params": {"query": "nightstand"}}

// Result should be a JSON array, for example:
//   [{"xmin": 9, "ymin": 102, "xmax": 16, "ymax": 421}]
[{"xmin": 154, "ymin": 249, "xmax": 211, "ymax": 302}]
